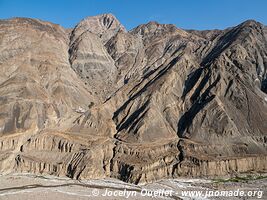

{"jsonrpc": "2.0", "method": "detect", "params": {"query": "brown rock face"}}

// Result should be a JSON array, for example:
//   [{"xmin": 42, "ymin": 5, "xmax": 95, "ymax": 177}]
[{"xmin": 0, "ymin": 15, "xmax": 267, "ymax": 184}]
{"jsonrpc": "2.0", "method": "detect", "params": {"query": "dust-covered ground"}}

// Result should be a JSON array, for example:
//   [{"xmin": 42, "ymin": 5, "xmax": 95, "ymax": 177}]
[{"xmin": 0, "ymin": 174, "xmax": 266, "ymax": 200}]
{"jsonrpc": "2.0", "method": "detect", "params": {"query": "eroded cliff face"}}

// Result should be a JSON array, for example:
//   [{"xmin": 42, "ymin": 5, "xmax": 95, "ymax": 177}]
[{"xmin": 0, "ymin": 14, "xmax": 266, "ymax": 184}]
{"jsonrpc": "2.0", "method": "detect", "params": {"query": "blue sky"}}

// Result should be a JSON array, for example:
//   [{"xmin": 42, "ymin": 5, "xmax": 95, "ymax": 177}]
[{"xmin": 0, "ymin": 0, "xmax": 266, "ymax": 30}]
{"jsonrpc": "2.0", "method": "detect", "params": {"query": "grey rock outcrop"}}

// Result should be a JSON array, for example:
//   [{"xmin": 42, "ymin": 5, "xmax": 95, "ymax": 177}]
[{"xmin": 0, "ymin": 15, "xmax": 266, "ymax": 184}]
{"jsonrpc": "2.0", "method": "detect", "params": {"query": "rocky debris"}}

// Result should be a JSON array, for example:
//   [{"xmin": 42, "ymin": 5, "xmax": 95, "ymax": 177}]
[{"xmin": 0, "ymin": 15, "xmax": 266, "ymax": 184}]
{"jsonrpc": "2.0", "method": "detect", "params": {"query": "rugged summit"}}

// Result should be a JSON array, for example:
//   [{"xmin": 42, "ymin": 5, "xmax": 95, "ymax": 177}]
[{"xmin": 0, "ymin": 14, "xmax": 267, "ymax": 183}]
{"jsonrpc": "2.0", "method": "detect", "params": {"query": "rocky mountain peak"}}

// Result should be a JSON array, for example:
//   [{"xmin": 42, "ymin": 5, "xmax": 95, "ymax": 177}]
[
  {"xmin": 135, "ymin": 22, "xmax": 191, "ymax": 40},
  {"xmin": 70, "ymin": 13, "xmax": 126, "ymax": 45},
  {"xmin": 239, "ymin": 19, "xmax": 262, "ymax": 28},
  {"xmin": 0, "ymin": 17, "xmax": 67, "ymax": 39},
  {"xmin": 74, "ymin": 13, "xmax": 126, "ymax": 36}
]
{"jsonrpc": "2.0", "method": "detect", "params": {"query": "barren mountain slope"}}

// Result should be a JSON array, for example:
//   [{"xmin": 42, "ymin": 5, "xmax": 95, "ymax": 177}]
[{"xmin": 0, "ymin": 14, "xmax": 266, "ymax": 184}]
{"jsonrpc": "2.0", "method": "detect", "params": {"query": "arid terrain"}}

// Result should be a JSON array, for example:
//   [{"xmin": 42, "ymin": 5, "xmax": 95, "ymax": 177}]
[
  {"xmin": 0, "ymin": 173, "xmax": 266, "ymax": 200},
  {"xmin": 0, "ymin": 14, "xmax": 267, "ymax": 187}
]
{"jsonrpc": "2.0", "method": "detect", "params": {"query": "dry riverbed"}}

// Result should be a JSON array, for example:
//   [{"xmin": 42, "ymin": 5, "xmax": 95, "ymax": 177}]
[{"xmin": 0, "ymin": 173, "xmax": 266, "ymax": 200}]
